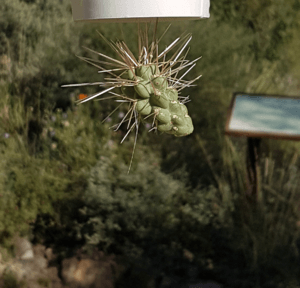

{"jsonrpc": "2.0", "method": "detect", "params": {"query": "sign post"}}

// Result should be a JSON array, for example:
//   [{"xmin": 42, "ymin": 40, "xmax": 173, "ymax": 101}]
[
  {"xmin": 225, "ymin": 92, "xmax": 300, "ymax": 202},
  {"xmin": 245, "ymin": 137, "xmax": 261, "ymax": 202}
]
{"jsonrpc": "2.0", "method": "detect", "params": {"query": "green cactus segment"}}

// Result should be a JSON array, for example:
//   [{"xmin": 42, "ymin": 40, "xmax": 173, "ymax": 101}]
[
  {"xmin": 169, "ymin": 100, "xmax": 188, "ymax": 115},
  {"xmin": 134, "ymin": 76, "xmax": 152, "ymax": 98},
  {"xmin": 166, "ymin": 88, "xmax": 178, "ymax": 101},
  {"xmin": 172, "ymin": 115, "xmax": 194, "ymax": 137},
  {"xmin": 136, "ymin": 99, "xmax": 152, "ymax": 116},
  {"xmin": 149, "ymin": 93, "xmax": 169, "ymax": 109},
  {"xmin": 157, "ymin": 122, "xmax": 173, "ymax": 132},
  {"xmin": 171, "ymin": 114, "xmax": 184, "ymax": 126},
  {"xmin": 150, "ymin": 64, "xmax": 159, "ymax": 76},
  {"xmin": 136, "ymin": 66, "xmax": 153, "ymax": 80},
  {"xmin": 120, "ymin": 66, "xmax": 194, "ymax": 137},
  {"xmin": 151, "ymin": 76, "xmax": 168, "ymax": 91},
  {"xmin": 153, "ymin": 107, "xmax": 171, "ymax": 124},
  {"xmin": 120, "ymin": 67, "xmax": 136, "ymax": 80}
]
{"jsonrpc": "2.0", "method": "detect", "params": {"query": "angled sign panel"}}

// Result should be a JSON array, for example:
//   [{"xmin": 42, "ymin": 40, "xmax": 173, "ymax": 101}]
[{"xmin": 225, "ymin": 93, "xmax": 300, "ymax": 140}]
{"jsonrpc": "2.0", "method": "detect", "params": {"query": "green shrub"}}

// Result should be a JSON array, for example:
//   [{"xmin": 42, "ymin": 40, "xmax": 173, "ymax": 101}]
[
  {"xmin": 73, "ymin": 151, "xmax": 232, "ymax": 261},
  {"xmin": 0, "ymin": 81, "xmax": 112, "ymax": 252}
]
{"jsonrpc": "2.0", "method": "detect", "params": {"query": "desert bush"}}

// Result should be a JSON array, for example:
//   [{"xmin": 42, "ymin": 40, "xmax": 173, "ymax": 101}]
[
  {"xmin": 0, "ymin": 80, "xmax": 114, "ymax": 254},
  {"xmin": 72, "ymin": 151, "xmax": 234, "ymax": 263}
]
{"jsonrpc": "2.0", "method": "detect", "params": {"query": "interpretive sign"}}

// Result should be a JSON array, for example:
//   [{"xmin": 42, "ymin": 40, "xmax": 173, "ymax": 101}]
[
  {"xmin": 225, "ymin": 92, "xmax": 300, "ymax": 202},
  {"xmin": 225, "ymin": 93, "xmax": 300, "ymax": 141}
]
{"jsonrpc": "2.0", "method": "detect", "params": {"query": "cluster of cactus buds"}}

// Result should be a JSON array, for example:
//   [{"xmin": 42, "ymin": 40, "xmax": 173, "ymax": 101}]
[{"xmin": 121, "ymin": 65, "xmax": 194, "ymax": 137}]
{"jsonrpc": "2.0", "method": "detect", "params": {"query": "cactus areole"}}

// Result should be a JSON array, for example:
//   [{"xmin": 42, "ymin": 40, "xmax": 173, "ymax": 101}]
[{"xmin": 70, "ymin": 0, "xmax": 210, "ymax": 23}]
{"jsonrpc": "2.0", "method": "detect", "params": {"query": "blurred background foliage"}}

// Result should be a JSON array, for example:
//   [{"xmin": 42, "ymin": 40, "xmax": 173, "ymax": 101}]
[{"xmin": 1, "ymin": 0, "xmax": 300, "ymax": 287}]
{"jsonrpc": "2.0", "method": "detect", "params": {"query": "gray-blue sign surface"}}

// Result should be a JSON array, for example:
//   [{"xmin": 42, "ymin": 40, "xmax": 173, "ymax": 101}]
[{"xmin": 229, "ymin": 94, "xmax": 300, "ymax": 135}]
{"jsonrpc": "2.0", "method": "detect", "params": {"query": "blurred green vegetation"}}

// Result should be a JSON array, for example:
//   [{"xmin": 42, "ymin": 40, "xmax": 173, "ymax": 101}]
[{"xmin": 0, "ymin": 0, "xmax": 300, "ymax": 287}]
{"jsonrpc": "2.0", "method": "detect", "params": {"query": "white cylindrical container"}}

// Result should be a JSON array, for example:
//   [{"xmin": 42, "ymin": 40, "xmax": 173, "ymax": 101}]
[{"xmin": 70, "ymin": 0, "xmax": 210, "ymax": 23}]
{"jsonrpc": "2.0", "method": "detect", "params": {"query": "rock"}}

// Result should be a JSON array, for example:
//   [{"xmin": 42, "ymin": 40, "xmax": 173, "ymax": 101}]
[
  {"xmin": 33, "ymin": 244, "xmax": 46, "ymax": 258},
  {"xmin": 46, "ymin": 266, "xmax": 63, "ymax": 287},
  {"xmin": 0, "ymin": 262, "xmax": 6, "ymax": 276},
  {"xmin": 61, "ymin": 257, "xmax": 78, "ymax": 284},
  {"xmin": 22, "ymin": 260, "xmax": 63, "ymax": 288},
  {"xmin": 49, "ymin": 266, "xmax": 61, "ymax": 286},
  {"xmin": 20, "ymin": 245, "xmax": 48, "ymax": 277},
  {"xmin": 2, "ymin": 241, "xmax": 129, "ymax": 288},
  {"xmin": 30, "ymin": 266, "xmax": 63, "ymax": 288},
  {"xmin": 34, "ymin": 255, "xmax": 48, "ymax": 270},
  {"xmin": 0, "ymin": 248, "xmax": 10, "ymax": 263},
  {"xmin": 13, "ymin": 236, "xmax": 34, "ymax": 260},
  {"xmin": 73, "ymin": 259, "xmax": 95, "ymax": 285},
  {"xmin": 22, "ymin": 262, "xmax": 42, "ymax": 281},
  {"xmin": 45, "ymin": 247, "xmax": 55, "ymax": 262},
  {"xmin": 46, "ymin": 266, "xmax": 59, "ymax": 279},
  {"xmin": 21, "ymin": 249, "xmax": 34, "ymax": 260},
  {"xmin": 61, "ymin": 253, "xmax": 127, "ymax": 288},
  {"xmin": 3, "ymin": 260, "xmax": 26, "ymax": 282}
]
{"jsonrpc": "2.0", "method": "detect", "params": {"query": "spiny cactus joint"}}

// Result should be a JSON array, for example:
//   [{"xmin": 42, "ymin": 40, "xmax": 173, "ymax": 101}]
[
  {"xmin": 121, "ymin": 65, "xmax": 194, "ymax": 137},
  {"xmin": 62, "ymin": 25, "xmax": 202, "ymax": 173}
]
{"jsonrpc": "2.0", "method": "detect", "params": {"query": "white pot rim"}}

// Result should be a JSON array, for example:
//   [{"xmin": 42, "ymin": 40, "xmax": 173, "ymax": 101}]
[{"xmin": 70, "ymin": 0, "xmax": 210, "ymax": 23}]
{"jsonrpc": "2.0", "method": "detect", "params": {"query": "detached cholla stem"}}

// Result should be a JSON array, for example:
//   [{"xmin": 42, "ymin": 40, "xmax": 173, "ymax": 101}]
[{"xmin": 61, "ymin": 22, "xmax": 203, "ymax": 172}]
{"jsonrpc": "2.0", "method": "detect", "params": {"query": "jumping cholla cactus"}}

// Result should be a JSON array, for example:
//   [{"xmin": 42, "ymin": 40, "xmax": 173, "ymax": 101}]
[
  {"xmin": 121, "ymin": 64, "xmax": 194, "ymax": 137},
  {"xmin": 62, "ymin": 23, "xmax": 202, "ymax": 171}
]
